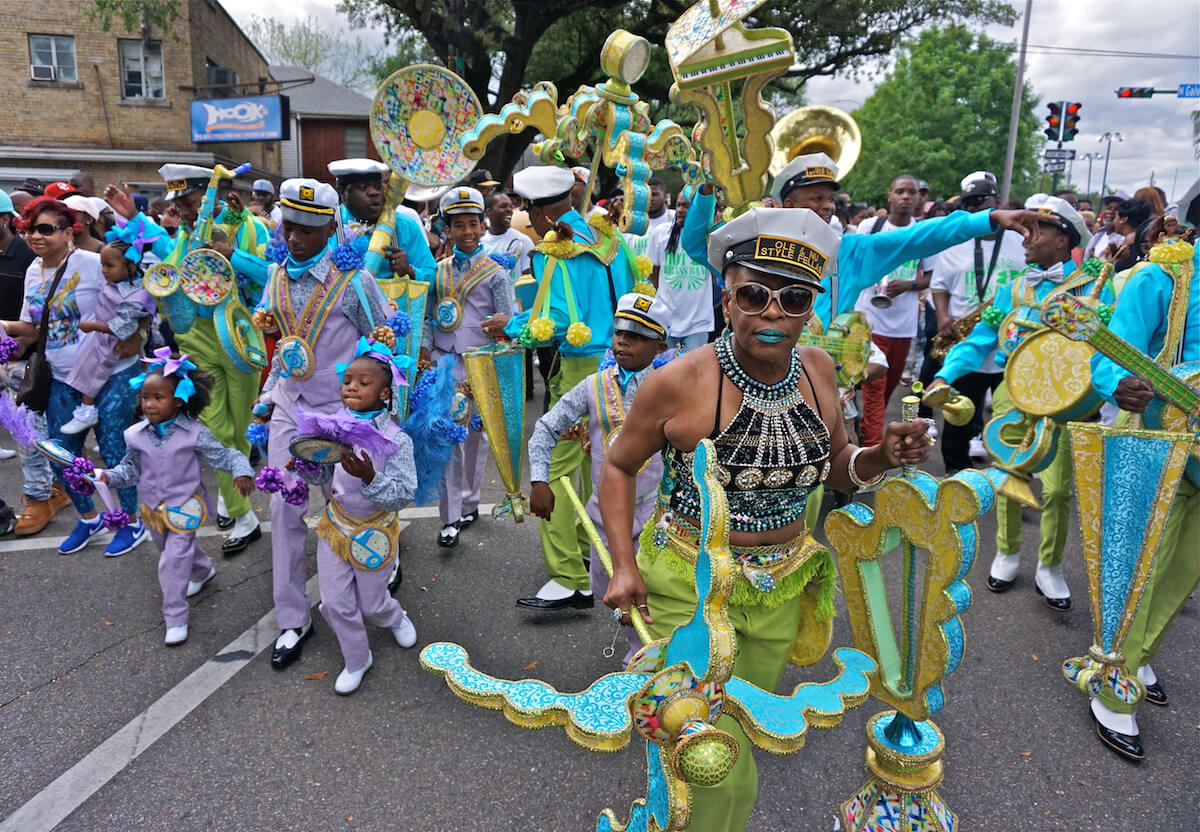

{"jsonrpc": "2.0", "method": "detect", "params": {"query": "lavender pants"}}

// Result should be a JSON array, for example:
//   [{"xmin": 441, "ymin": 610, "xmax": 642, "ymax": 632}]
[
  {"xmin": 318, "ymin": 541, "xmax": 407, "ymax": 673},
  {"xmin": 150, "ymin": 526, "xmax": 214, "ymax": 627}
]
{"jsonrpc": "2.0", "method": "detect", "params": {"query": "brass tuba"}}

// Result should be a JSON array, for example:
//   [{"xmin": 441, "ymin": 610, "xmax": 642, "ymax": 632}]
[{"xmin": 768, "ymin": 104, "xmax": 862, "ymax": 180}]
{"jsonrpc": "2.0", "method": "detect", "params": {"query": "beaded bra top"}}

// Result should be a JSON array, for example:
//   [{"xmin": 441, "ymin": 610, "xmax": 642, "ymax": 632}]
[{"xmin": 660, "ymin": 336, "xmax": 831, "ymax": 533}]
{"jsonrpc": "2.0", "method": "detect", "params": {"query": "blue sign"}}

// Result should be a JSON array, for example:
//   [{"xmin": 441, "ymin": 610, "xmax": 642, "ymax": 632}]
[
  {"xmin": 190, "ymin": 95, "xmax": 290, "ymax": 143},
  {"xmin": 1179, "ymin": 84, "xmax": 1200, "ymax": 98}
]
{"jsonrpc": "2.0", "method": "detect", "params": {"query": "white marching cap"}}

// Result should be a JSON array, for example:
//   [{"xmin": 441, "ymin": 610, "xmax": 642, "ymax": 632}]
[
  {"xmin": 613, "ymin": 292, "xmax": 668, "ymax": 340},
  {"xmin": 278, "ymin": 178, "xmax": 339, "ymax": 227},
  {"xmin": 512, "ymin": 166, "xmax": 576, "ymax": 206},
  {"xmin": 708, "ymin": 207, "xmax": 840, "ymax": 289}
]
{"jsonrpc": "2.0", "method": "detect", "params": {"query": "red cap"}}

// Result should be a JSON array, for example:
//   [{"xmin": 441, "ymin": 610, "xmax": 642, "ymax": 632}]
[{"xmin": 43, "ymin": 181, "xmax": 80, "ymax": 200}]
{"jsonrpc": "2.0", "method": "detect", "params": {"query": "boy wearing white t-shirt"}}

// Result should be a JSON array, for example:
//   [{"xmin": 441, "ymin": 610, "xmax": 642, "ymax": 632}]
[{"xmin": 481, "ymin": 191, "xmax": 535, "ymax": 280}]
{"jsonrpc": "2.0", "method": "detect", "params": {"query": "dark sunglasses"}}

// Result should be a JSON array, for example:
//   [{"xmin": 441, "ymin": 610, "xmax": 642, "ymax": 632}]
[
  {"xmin": 30, "ymin": 223, "xmax": 70, "ymax": 236},
  {"xmin": 732, "ymin": 281, "xmax": 814, "ymax": 317}
]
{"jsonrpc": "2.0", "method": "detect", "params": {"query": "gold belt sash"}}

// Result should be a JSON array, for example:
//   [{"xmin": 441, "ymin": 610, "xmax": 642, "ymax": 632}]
[{"xmin": 315, "ymin": 497, "xmax": 399, "ymax": 571}]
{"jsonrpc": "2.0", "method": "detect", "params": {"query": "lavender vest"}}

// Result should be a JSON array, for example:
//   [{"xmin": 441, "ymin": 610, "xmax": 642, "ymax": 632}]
[
  {"xmin": 97, "ymin": 280, "xmax": 155, "ymax": 320},
  {"xmin": 431, "ymin": 255, "xmax": 502, "ymax": 359},
  {"xmin": 330, "ymin": 416, "xmax": 405, "ymax": 522},
  {"xmin": 584, "ymin": 367, "xmax": 662, "ymax": 526},
  {"xmin": 270, "ymin": 263, "xmax": 364, "ymax": 411},
  {"xmin": 124, "ymin": 418, "xmax": 204, "ymax": 509}
]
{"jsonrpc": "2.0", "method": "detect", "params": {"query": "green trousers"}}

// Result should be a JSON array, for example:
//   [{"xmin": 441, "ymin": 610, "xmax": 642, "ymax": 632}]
[
  {"xmin": 641, "ymin": 552, "xmax": 804, "ymax": 832},
  {"xmin": 1099, "ymin": 479, "xmax": 1199, "ymax": 714},
  {"xmin": 175, "ymin": 317, "xmax": 259, "ymax": 520},
  {"xmin": 992, "ymin": 381, "xmax": 1074, "ymax": 566},
  {"xmin": 539, "ymin": 355, "xmax": 600, "ymax": 591}
]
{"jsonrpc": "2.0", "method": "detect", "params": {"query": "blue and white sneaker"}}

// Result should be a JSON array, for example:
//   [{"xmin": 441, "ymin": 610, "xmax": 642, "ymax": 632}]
[
  {"xmin": 59, "ymin": 516, "xmax": 104, "ymax": 555},
  {"xmin": 105, "ymin": 522, "xmax": 148, "ymax": 557}
]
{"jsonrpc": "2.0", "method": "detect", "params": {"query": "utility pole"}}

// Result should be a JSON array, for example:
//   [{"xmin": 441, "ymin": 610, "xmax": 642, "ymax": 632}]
[
  {"xmin": 1098, "ymin": 132, "xmax": 1123, "ymax": 196},
  {"xmin": 1000, "ymin": 0, "xmax": 1032, "ymax": 204},
  {"xmin": 1079, "ymin": 151, "xmax": 1103, "ymax": 198}
]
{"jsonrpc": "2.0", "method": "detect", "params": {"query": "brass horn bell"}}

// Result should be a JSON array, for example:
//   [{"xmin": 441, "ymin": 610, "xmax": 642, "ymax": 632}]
[{"xmin": 769, "ymin": 104, "xmax": 862, "ymax": 179}]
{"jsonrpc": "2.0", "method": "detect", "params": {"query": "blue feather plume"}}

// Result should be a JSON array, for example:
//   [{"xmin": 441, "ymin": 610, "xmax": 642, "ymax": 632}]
[{"xmin": 402, "ymin": 355, "xmax": 467, "ymax": 506}]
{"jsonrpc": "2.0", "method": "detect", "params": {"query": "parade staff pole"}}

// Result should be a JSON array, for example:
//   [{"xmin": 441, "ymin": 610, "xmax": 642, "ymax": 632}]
[{"xmin": 1000, "ymin": 0, "xmax": 1033, "ymax": 204}]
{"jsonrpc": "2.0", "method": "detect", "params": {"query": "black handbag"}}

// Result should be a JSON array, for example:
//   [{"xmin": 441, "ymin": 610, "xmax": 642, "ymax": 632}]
[{"xmin": 16, "ymin": 255, "xmax": 71, "ymax": 413}]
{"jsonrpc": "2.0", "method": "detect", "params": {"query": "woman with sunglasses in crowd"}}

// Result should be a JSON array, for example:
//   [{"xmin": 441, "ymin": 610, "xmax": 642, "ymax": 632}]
[{"xmin": 597, "ymin": 207, "xmax": 934, "ymax": 832}]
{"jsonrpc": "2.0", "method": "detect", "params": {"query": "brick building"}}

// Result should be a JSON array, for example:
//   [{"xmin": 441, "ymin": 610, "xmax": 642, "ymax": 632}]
[
  {"xmin": 271, "ymin": 65, "xmax": 376, "ymax": 183},
  {"xmin": 1, "ymin": 0, "xmax": 281, "ymax": 196}
]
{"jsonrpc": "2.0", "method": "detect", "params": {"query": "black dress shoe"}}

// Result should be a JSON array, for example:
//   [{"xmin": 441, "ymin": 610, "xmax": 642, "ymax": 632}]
[
  {"xmin": 986, "ymin": 575, "xmax": 1015, "ymax": 592},
  {"xmin": 222, "ymin": 524, "xmax": 262, "ymax": 557},
  {"xmin": 270, "ymin": 623, "xmax": 313, "ymax": 669},
  {"xmin": 1034, "ymin": 584, "xmax": 1071, "ymax": 610},
  {"xmin": 516, "ymin": 591, "xmax": 595, "ymax": 610},
  {"xmin": 1092, "ymin": 711, "xmax": 1144, "ymax": 761},
  {"xmin": 457, "ymin": 510, "xmax": 479, "ymax": 530},
  {"xmin": 216, "ymin": 514, "xmax": 234, "ymax": 531},
  {"xmin": 1144, "ymin": 681, "xmax": 1168, "ymax": 706},
  {"xmin": 437, "ymin": 526, "xmax": 459, "ymax": 548},
  {"xmin": 387, "ymin": 557, "xmax": 402, "ymax": 594}
]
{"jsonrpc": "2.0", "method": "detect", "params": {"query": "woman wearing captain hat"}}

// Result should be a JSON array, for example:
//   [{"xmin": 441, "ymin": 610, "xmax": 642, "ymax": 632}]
[{"xmin": 598, "ymin": 207, "xmax": 933, "ymax": 832}]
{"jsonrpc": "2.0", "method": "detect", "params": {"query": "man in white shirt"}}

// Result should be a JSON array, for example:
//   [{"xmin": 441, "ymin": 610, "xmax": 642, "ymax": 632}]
[
  {"xmin": 854, "ymin": 174, "xmax": 931, "ymax": 445},
  {"xmin": 928, "ymin": 171, "xmax": 1026, "ymax": 472},
  {"xmin": 481, "ymin": 190, "xmax": 534, "ymax": 280},
  {"xmin": 646, "ymin": 189, "xmax": 712, "ymax": 353},
  {"xmin": 1083, "ymin": 192, "xmax": 1128, "ymax": 259}
]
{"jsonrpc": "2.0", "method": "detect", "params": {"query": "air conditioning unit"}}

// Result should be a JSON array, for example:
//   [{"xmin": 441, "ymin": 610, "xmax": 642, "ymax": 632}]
[
  {"xmin": 30, "ymin": 64, "xmax": 55, "ymax": 81},
  {"xmin": 208, "ymin": 67, "xmax": 238, "ymax": 88}
]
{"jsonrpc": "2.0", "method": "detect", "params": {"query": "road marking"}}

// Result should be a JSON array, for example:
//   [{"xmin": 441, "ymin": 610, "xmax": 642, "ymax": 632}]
[{"xmin": 0, "ymin": 521, "xmax": 409, "ymax": 832}]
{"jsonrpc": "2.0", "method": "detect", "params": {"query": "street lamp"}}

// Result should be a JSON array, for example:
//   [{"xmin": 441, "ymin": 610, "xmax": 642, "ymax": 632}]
[
  {"xmin": 1098, "ymin": 132, "xmax": 1123, "ymax": 196},
  {"xmin": 1078, "ymin": 152, "xmax": 1103, "ymax": 197}
]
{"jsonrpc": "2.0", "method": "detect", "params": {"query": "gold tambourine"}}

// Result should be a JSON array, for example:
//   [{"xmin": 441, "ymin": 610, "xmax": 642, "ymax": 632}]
[
  {"xmin": 216, "ymin": 298, "xmax": 268, "ymax": 374},
  {"xmin": 178, "ymin": 248, "xmax": 234, "ymax": 306},
  {"xmin": 144, "ymin": 261, "xmax": 181, "ymax": 297},
  {"xmin": 276, "ymin": 335, "xmax": 315, "ymax": 380}
]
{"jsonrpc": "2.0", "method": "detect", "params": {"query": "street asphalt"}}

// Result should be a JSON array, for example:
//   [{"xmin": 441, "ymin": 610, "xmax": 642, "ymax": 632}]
[{"xmin": 0, "ymin": 381, "xmax": 1195, "ymax": 832}]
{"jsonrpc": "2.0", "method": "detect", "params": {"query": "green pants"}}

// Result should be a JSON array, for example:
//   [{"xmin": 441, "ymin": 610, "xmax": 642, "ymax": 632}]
[
  {"xmin": 175, "ymin": 317, "xmax": 258, "ymax": 520},
  {"xmin": 1099, "ymin": 479, "xmax": 1199, "ymax": 714},
  {"xmin": 641, "ymin": 551, "xmax": 804, "ymax": 832},
  {"xmin": 992, "ymin": 381, "xmax": 1074, "ymax": 566},
  {"xmin": 540, "ymin": 355, "xmax": 600, "ymax": 591}
]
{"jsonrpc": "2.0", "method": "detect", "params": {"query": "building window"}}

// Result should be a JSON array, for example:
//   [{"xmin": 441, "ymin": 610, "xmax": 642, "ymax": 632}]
[
  {"xmin": 119, "ymin": 39, "xmax": 165, "ymax": 99},
  {"xmin": 29, "ymin": 35, "xmax": 77, "ymax": 82},
  {"xmin": 344, "ymin": 125, "xmax": 368, "ymax": 159},
  {"xmin": 206, "ymin": 59, "xmax": 239, "ymax": 89}
]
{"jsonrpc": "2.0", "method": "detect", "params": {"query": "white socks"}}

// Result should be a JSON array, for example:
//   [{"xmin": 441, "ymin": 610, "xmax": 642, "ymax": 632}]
[
  {"xmin": 1137, "ymin": 664, "xmax": 1157, "ymax": 686},
  {"xmin": 230, "ymin": 510, "xmax": 259, "ymax": 537},
  {"xmin": 1035, "ymin": 562, "xmax": 1070, "ymax": 599},
  {"xmin": 989, "ymin": 551, "xmax": 1021, "ymax": 582},
  {"xmin": 1091, "ymin": 697, "xmax": 1138, "ymax": 735},
  {"xmin": 217, "ymin": 494, "xmax": 228, "ymax": 518}
]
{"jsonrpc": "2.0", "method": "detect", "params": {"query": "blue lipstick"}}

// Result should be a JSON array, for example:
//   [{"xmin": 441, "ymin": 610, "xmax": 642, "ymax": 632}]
[{"xmin": 755, "ymin": 329, "xmax": 786, "ymax": 344}]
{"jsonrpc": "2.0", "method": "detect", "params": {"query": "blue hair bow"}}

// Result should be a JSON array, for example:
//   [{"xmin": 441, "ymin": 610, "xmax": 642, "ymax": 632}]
[
  {"xmin": 336, "ymin": 336, "xmax": 415, "ymax": 388},
  {"xmin": 129, "ymin": 346, "xmax": 198, "ymax": 401},
  {"xmin": 105, "ymin": 214, "xmax": 162, "ymax": 265}
]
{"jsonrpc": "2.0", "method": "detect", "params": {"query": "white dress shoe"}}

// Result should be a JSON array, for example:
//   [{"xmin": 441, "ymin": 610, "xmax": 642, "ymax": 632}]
[
  {"xmin": 1034, "ymin": 561, "xmax": 1071, "ymax": 610},
  {"xmin": 986, "ymin": 551, "xmax": 1020, "ymax": 591},
  {"xmin": 392, "ymin": 616, "xmax": 417, "ymax": 648},
  {"xmin": 165, "ymin": 624, "xmax": 189, "ymax": 646},
  {"xmin": 186, "ymin": 566, "xmax": 217, "ymax": 597},
  {"xmin": 335, "ymin": 651, "xmax": 373, "ymax": 695}
]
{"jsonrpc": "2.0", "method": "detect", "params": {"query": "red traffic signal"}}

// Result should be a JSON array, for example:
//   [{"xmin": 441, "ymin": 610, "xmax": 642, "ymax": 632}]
[
  {"xmin": 1116, "ymin": 87, "xmax": 1154, "ymax": 98},
  {"xmin": 1062, "ymin": 102, "xmax": 1081, "ymax": 140}
]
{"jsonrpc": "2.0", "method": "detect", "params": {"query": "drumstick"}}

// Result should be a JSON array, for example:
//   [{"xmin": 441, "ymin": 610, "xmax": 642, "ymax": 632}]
[{"xmin": 557, "ymin": 476, "xmax": 653, "ymax": 644}]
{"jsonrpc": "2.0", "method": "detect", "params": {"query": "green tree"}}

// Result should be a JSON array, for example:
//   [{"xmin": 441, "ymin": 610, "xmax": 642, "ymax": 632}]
[
  {"xmin": 244, "ymin": 15, "xmax": 375, "ymax": 93},
  {"xmin": 339, "ymin": 0, "xmax": 1015, "ymax": 177},
  {"xmin": 840, "ymin": 25, "xmax": 1041, "ymax": 205},
  {"xmin": 88, "ymin": 0, "xmax": 181, "ymax": 39}
]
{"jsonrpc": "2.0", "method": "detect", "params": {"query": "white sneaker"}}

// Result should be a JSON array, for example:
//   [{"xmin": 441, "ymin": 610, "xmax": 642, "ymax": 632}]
[
  {"xmin": 186, "ymin": 566, "xmax": 217, "ymax": 597},
  {"xmin": 392, "ymin": 616, "xmax": 417, "ymax": 648},
  {"xmin": 0, "ymin": 447, "xmax": 17, "ymax": 460},
  {"xmin": 61, "ymin": 403, "xmax": 99, "ymax": 435},
  {"xmin": 969, "ymin": 437, "xmax": 988, "ymax": 460},
  {"xmin": 335, "ymin": 651, "xmax": 373, "ymax": 695},
  {"xmin": 165, "ymin": 624, "xmax": 189, "ymax": 646}
]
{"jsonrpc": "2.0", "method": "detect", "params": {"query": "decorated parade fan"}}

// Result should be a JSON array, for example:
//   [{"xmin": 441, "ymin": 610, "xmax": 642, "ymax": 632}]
[
  {"xmin": 34, "ymin": 438, "xmax": 76, "ymax": 467},
  {"xmin": 177, "ymin": 248, "xmax": 234, "ymax": 306},
  {"xmin": 289, "ymin": 436, "xmax": 351, "ymax": 465}
]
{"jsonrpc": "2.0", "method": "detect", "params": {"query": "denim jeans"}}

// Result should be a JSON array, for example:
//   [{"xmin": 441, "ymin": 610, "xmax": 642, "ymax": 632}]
[
  {"xmin": 667, "ymin": 331, "xmax": 709, "ymax": 355},
  {"xmin": 7, "ymin": 363, "xmax": 54, "ymax": 501}
]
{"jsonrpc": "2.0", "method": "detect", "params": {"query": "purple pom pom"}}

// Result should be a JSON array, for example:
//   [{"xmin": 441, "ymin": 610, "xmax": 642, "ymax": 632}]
[
  {"xmin": 331, "ymin": 243, "xmax": 365, "ymax": 271},
  {"xmin": 292, "ymin": 457, "xmax": 323, "ymax": 477},
  {"xmin": 245, "ymin": 421, "xmax": 269, "ymax": 449},
  {"xmin": 255, "ymin": 466, "xmax": 286, "ymax": 493},
  {"xmin": 0, "ymin": 335, "xmax": 20, "ymax": 363},
  {"xmin": 101, "ymin": 509, "xmax": 130, "ymax": 532},
  {"xmin": 62, "ymin": 457, "xmax": 96, "ymax": 496},
  {"xmin": 282, "ymin": 480, "xmax": 309, "ymax": 506},
  {"xmin": 386, "ymin": 311, "xmax": 411, "ymax": 338}
]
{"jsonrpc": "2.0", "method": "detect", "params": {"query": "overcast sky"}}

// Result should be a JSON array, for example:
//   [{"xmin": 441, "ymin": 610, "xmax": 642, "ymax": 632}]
[{"xmin": 226, "ymin": 0, "xmax": 1200, "ymax": 201}]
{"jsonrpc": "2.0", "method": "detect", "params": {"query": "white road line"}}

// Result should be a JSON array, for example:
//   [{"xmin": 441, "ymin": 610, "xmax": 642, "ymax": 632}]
[{"xmin": 0, "ymin": 521, "xmax": 409, "ymax": 832}]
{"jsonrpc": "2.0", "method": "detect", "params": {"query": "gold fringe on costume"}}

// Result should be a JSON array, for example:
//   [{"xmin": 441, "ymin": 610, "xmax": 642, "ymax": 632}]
[{"xmin": 315, "ymin": 499, "xmax": 400, "ymax": 571}]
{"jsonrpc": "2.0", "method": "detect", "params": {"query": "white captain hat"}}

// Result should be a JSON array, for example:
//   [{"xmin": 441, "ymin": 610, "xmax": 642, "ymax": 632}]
[
  {"xmin": 278, "ymin": 178, "xmax": 339, "ymax": 226},
  {"xmin": 613, "ymin": 292, "xmax": 668, "ymax": 341},
  {"xmin": 158, "ymin": 164, "xmax": 213, "ymax": 201},
  {"xmin": 439, "ymin": 187, "xmax": 485, "ymax": 216},
  {"xmin": 1024, "ymin": 194, "xmax": 1091, "ymax": 249},
  {"xmin": 512, "ymin": 166, "xmax": 576, "ymax": 206},
  {"xmin": 327, "ymin": 158, "xmax": 390, "ymax": 185},
  {"xmin": 708, "ymin": 207, "xmax": 840, "ymax": 289},
  {"xmin": 771, "ymin": 152, "xmax": 841, "ymax": 202}
]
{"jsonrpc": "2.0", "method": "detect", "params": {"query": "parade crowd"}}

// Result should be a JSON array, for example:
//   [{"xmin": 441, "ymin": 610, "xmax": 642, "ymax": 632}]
[{"xmin": 0, "ymin": 148, "xmax": 1195, "ymax": 831}]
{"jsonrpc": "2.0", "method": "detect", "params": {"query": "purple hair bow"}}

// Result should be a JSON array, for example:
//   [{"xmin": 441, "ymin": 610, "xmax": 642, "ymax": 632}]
[{"xmin": 129, "ymin": 347, "xmax": 198, "ymax": 401}]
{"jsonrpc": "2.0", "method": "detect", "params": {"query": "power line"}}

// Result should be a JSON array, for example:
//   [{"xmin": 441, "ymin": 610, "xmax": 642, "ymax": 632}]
[{"xmin": 1022, "ymin": 44, "xmax": 1198, "ymax": 60}]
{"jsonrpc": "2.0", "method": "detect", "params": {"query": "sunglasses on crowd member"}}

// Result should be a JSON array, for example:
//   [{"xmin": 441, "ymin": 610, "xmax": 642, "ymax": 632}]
[
  {"xmin": 29, "ymin": 223, "xmax": 71, "ymax": 236},
  {"xmin": 732, "ymin": 281, "xmax": 814, "ymax": 317}
]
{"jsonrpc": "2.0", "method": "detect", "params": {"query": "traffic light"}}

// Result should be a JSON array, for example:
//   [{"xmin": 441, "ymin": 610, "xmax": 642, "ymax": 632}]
[
  {"xmin": 1116, "ymin": 87, "xmax": 1154, "ymax": 98},
  {"xmin": 1044, "ymin": 101, "xmax": 1062, "ymax": 141},
  {"xmin": 1061, "ymin": 102, "xmax": 1081, "ymax": 141}
]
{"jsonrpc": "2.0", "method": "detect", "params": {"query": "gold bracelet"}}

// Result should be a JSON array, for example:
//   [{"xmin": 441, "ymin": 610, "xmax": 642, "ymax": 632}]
[{"xmin": 847, "ymin": 446, "xmax": 885, "ymax": 490}]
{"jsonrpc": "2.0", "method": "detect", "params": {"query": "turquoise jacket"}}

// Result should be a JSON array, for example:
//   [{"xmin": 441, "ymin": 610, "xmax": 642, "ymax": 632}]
[
  {"xmin": 939, "ymin": 260, "xmax": 1115, "ymax": 385},
  {"xmin": 681, "ymin": 191, "xmax": 998, "ymax": 326},
  {"xmin": 503, "ymin": 209, "xmax": 636, "ymax": 358},
  {"xmin": 1091, "ymin": 247, "xmax": 1199, "ymax": 401}
]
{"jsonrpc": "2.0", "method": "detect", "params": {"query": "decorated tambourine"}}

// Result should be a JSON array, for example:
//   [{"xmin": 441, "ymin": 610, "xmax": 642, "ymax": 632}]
[
  {"xmin": 178, "ymin": 248, "xmax": 234, "ymax": 306},
  {"xmin": 371, "ymin": 65, "xmax": 482, "ymax": 187},
  {"xmin": 289, "ymin": 436, "xmax": 350, "ymax": 465},
  {"xmin": 143, "ymin": 261, "xmax": 181, "ymax": 298},
  {"xmin": 216, "ymin": 298, "xmax": 268, "ymax": 374},
  {"xmin": 276, "ymin": 335, "xmax": 315, "ymax": 381},
  {"xmin": 449, "ymin": 389, "xmax": 471, "ymax": 424},
  {"xmin": 349, "ymin": 526, "xmax": 393, "ymax": 571},
  {"xmin": 164, "ymin": 495, "xmax": 207, "ymax": 533},
  {"xmin": 35, "ymin": 438, "xmax": 76, "ymax": 467},
  {"xmin": 434, "ymin": 297, "xmax": 462, "ymax": 332}
]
